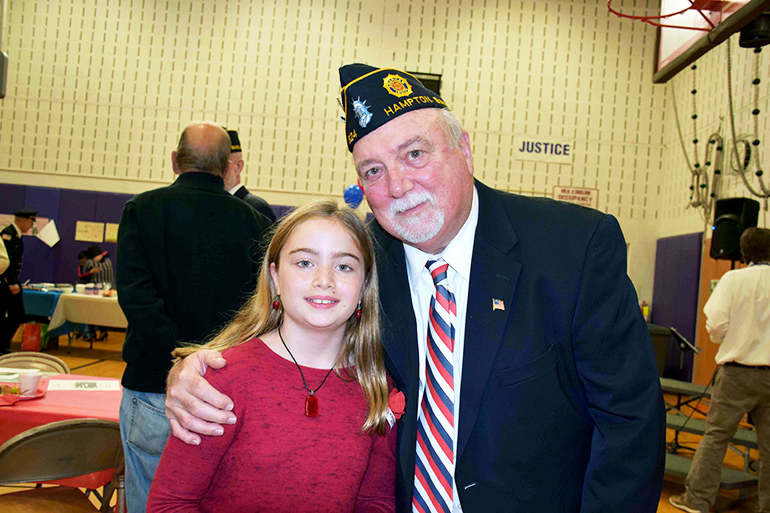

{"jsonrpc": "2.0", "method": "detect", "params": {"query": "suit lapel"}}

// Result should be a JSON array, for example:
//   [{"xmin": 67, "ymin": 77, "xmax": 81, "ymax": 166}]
[
  {"xmin": 374, "ymin": 225, "xmax": 421, "ymax": 492},
  {"xmin": 456, "ymin": 182, "xmax": 521, "ymax": 460},
  {"xmin": 233, "ymin": 186, "xmax": 247, "ymax": 200}
]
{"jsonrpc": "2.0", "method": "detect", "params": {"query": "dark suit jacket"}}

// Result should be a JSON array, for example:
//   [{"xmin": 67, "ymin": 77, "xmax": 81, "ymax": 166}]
[
  {"xmin": 117, "ymin": 172, "xmax": 271, "ymax": 393},
  {"xmin": 233, "ymin": 185, "xmax": 277, "ymax": 223},
  {"xmin": 375, "ymin": 181, "xmax": 665, "ymax": 513},
  {"xmin": 0, "ymin": 224, "xmax": 22, "ymax": 286}
]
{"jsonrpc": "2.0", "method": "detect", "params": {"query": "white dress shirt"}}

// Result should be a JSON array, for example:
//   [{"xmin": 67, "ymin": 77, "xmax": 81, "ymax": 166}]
[
  {"xmin": 704, "ymin": 263, "xmax": 770, "ymax": 365},
  {"xmin": 403, "ymin": 187, "xmax": 479, "ymax": 513},
  {"xmin": 227, "ymin": 184, "xmax": 244, "ymax": 195}
]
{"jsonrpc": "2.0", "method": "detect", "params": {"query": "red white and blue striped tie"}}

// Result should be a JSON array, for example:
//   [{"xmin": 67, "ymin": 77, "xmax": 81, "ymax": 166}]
[{"xmin": 413, "ymin": 259, "xmax": 456, "ymax": 513}]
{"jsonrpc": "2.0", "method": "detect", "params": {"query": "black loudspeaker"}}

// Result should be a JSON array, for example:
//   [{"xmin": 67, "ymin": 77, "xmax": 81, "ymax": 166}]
[{"xmin": 710, "ymin": 198, "xmax": 760, "ymax": 261}]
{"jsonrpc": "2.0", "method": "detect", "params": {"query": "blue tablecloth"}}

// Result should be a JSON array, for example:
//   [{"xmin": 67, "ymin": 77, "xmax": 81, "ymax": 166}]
[
  {"xmin": 22, "ymin": 289, "xmax": 79, "ymax": 338},
  {"xmin": 22, "ymin": 289, "xmax": 61, "ymax": 318}
]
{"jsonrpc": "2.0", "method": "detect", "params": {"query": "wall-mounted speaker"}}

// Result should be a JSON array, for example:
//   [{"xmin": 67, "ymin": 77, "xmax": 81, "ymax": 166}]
[{"xmin": 710, "ymin": 197, "xmax": 760, "ymax": 261}]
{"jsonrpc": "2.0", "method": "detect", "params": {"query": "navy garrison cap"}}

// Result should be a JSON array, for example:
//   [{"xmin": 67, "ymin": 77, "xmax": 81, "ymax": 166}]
[
  {"xmin": 225, "ymin": 129, "xmax": 241, "ymax": 153},
  {"xmin": 339, "ymin": 63, "xmax": 448, "ymax": 152},
  {"xmin": 14, "ymin": 209, "xmax": 36, "ymax": 219}
]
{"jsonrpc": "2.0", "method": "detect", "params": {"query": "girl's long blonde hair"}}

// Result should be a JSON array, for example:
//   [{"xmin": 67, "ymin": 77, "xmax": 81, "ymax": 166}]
[{"xmin": 173, "ymin": 198, "xmax": 390, "ymax": 435}]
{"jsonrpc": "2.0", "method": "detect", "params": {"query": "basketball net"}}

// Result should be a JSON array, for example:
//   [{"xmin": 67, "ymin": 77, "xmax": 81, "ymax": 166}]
[{"xmin": 607, "ymin": 0, "xmax": 715, "ymax": 31}]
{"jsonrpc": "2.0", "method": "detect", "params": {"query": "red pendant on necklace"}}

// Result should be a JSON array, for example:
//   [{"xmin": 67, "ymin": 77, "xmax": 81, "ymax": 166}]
[{"xmin": 305, "ymin": 394, "xmax": 318, "ymax": 417}]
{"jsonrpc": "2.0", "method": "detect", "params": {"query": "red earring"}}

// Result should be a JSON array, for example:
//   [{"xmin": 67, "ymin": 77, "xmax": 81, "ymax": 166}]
[
  {"xmin": 355, "ymin": 302, "xmax": 362, "ymax": 319},
  {"xmin": 272, "ymin": 296, "xmax": 281, "ymax": 310}
]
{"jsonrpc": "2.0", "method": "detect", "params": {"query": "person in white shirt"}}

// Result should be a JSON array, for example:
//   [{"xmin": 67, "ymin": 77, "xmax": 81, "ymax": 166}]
[{"xmin": 671, "ymin": 227, "xmax": 770, "ymax": 513}]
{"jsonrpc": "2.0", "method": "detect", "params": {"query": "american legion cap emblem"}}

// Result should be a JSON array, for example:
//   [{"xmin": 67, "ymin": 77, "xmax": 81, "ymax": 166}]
[{"xmin": 382, "ymin": 74, "xmax": 413, "ymax": 98}]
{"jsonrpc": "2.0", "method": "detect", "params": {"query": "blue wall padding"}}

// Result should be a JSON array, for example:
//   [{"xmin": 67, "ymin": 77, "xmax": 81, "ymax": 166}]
[{"xmin": 651, "ymin": 231, "xmax": 702, "ymax": 382}]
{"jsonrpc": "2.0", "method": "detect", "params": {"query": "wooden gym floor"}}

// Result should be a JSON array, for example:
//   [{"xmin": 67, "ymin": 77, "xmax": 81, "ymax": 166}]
[{"xmin": 0, "ymin": 329, "xmax": 762, "ymax": 512}]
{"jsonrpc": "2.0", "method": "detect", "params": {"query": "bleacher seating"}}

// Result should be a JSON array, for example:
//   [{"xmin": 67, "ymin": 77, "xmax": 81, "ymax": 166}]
[{"xmin": 661, "ymin": 377, "xmax": 759, "ymax": 496}]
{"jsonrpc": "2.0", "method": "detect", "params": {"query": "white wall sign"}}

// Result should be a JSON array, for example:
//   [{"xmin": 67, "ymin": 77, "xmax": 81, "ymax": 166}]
[
  {"xmin": 514, "ymin": 137, "xmax": 574, "ymax": 164},
  {"xmin": 75, "ymin": 221, "xmax": 105, "ymax": 243},
  {"xmin": 553, "ymin": 186, "xmax": 599, "ymax": 210}
]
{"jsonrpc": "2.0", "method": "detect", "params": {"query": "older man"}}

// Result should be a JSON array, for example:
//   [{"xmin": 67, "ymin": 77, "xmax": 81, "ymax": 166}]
[
  {"xmin": 223, "ymin": 128, "xmax": 277, "ymax": 223},
  {"xmin": 116, "ymin": 122, "xmax": 270, "ymax": 512},
  {"xmin": 0, "ymin": 209, "xmax": 36, "ymax": 355},
  {"xmin": 165, "ymin": 67, "xmax": 665, "ymax": 513}
]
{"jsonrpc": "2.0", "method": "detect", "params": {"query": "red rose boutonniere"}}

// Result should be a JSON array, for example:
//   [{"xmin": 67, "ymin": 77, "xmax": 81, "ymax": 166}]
[{"xmin": 387, "ymin": 389, "xmax": 405, "ymax": 430}]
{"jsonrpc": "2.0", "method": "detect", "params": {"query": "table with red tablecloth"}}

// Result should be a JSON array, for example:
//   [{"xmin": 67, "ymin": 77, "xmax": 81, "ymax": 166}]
[{"xmin": 0, "ymin": 374, "xmax": 122, "ymax": 488}]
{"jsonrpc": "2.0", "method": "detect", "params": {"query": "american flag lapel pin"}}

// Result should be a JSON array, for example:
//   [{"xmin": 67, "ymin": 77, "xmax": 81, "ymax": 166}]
[{"xmin": 492, "ymin": 298, "xmax": 505, "ymax": 311}]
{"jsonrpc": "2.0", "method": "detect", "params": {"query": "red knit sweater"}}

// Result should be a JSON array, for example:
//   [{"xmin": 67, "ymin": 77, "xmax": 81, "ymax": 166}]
[{"xmin": 147, "ymin": 338, "xmax": 396, "ymax": 512}]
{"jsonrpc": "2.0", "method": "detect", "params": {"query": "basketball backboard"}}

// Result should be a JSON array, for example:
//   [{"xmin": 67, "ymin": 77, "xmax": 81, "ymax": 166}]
[{"xmin": 653, "ymin": 0, "xmax": 770, "ymax": 83}]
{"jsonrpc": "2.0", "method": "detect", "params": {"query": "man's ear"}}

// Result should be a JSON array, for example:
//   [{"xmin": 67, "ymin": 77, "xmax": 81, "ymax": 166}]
[
  {"xmin": 171, "ymin": 151, "xmax": 181, "ymax": 175},
  {"xmin": 459, "ymin": 131, "xmax": 474, "ymax": 177}
]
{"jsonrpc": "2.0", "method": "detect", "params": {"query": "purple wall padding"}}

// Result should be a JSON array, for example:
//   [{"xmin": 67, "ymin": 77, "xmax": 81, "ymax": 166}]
[
  {"xmin": 0, "ymin": 184, "xmax": 27, "ymax": 214},
  {"xmin": 651, "ymin": 232, "xmax": 703, "ymax": 381},
  {"xmin": 22, "ymin": 187, "xmax": 62, "ymax": 283},
  {"xmin": 1, "ymin": 184, "xmax": 133, "ymax": 285},
  {"xmin": 273, "ymin": 205, "xmax": 293, "ymax": 221},
  {"xmin": 53, "ymin": 189, "xmax": 131, "ymax": 284},
  {"xmin": 1, "ymin": 183, "xmax": 292, "ymax": 285}
]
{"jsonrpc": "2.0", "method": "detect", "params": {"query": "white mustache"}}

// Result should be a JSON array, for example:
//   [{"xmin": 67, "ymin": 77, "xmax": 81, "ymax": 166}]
[{"xmin": 389, "ymin": 191, "xmax": 435, "ymax": 215}]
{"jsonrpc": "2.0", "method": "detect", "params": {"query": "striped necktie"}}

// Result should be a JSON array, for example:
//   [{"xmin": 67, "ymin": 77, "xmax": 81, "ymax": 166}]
[{"xmin": 413, "ymin": 259, "xmax": 456, "ymax": 513}]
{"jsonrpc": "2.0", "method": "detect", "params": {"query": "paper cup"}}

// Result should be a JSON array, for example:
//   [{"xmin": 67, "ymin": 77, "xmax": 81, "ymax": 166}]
[{"xmin": 18, "ymin": 369, "xmax": 42, "ymax": 397}]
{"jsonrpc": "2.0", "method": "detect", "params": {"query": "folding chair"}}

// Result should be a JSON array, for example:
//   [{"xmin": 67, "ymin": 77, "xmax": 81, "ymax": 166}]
[
  {"xmin": 0, "ymin": 351, "xmax": 71, "ymax": 374},
  {"xmin": 0, "ymin": 418, "xmax": 124, "ymax": 512}
]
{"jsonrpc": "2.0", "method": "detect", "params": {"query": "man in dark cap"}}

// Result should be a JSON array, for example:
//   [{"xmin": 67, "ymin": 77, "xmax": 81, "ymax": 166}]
[
  {"xmin": 223, "ymin": 128, "xmax": 277, "ymax": 223},
  {"xmin": 166, "ymin": 66, "xmax": 665, "ymax": 513},
  {"xmin": 116, "ymin": 121, "xmax": 271, "ymax": 512},
  {"xmin": 0, "ymin": 209, "xmax": 36, "ymax": 354}
]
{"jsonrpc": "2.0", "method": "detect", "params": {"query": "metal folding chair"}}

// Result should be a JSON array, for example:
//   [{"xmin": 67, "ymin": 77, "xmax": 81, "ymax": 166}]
[
  {"xmin": 0, "ymin": 418, "xmax": 125, "ymax": 512},
  {"xmin": 0, "ymin": 351, "xmax": 71, "ymax": 374}
]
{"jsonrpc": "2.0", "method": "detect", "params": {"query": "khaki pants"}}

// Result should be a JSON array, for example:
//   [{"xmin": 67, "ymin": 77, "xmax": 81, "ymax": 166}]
[{"xmin": 683, "ymin": 364, "xmax": 770, "ymax": 512}]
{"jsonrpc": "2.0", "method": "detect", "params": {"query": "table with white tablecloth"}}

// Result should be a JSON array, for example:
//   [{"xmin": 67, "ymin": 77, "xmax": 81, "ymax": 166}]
[{"xmin": 57, "ymin": 293, "xmax": 127, "ymax": 329}]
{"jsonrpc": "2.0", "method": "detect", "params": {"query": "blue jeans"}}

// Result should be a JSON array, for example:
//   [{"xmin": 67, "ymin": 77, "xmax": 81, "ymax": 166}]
[{"xmin": 119, "ymin": 388, "xmax": 170, "ymax": 513}]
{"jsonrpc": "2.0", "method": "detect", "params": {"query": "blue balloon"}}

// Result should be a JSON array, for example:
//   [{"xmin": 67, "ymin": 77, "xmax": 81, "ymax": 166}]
[{"xmin": 343, "ymin": 184, "xmax": 364, "ymax": 209}]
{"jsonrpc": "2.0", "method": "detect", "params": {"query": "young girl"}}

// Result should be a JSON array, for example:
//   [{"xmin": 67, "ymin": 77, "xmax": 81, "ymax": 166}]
[{"xmin": 147, "ymin": 199, "xmax": 395, "ymax": 512}]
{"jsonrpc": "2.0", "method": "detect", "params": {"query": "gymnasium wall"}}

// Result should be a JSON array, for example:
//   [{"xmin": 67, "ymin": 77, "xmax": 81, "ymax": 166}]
[
  {"xmin": 4, "ymin": 1, "xmax": 768, "ymax": 307},
  {"xmin": 0, "ymin": 0, "xmax": 668, "ymax": 301},
  {"xmin": 661, "ymin": 31, "xmax": 770, "ymax": 238}
]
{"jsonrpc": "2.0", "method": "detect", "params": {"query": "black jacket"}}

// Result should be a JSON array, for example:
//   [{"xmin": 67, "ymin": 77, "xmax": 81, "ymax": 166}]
[
  {"xmin": 376, "ymin": 180, "xmax": 665, "ymax": 513},
  {"xmin": 117, "ymin": 172, "xmax": 271, "ymax": 393},
  {"xmin": 233, "ymin": 186, "xmax": 277, "ymax": 223}
]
